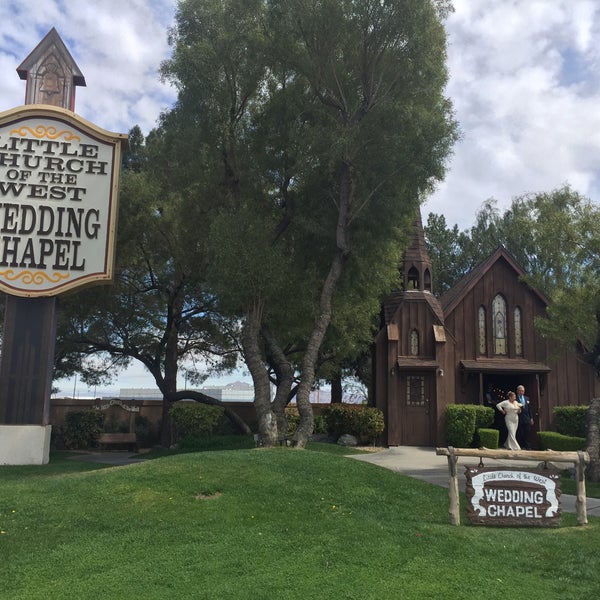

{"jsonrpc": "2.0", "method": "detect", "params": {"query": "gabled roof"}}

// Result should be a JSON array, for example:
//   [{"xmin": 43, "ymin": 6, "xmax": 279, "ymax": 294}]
[
  {"xmin": 439, "ymin": 246, "xmax": 549, "ymax": 315},
  {"xmin": 383, "ymin": 290, "xmax": 445, "ymax": 325},
  {"xmin": 17, "ymin": 27, "xmax": 86, "ymax": 86}
]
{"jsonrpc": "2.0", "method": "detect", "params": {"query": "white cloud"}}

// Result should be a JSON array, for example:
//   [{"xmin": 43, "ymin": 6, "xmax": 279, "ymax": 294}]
[
  {"xmin": 0, "ymin": 0, "xmax": 177, "ymax": 134},
  {"xmin": 426, "ymin": 0, "xmax": 600, "ymax": 228},
  {"xmin": 4, "ymin": 1, "xmax": 600, "ymax": 390}
]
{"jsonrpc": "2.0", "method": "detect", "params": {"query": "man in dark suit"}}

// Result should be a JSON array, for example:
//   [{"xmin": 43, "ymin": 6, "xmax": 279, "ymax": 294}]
[{"xmin": 516, "ymin": 384, "xmax": 533, "ymax": 450}]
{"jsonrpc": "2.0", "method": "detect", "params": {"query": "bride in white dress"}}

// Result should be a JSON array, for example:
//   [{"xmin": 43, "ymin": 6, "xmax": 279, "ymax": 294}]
[{"xmin": 496, "ymin": 391, "xmax": 522, "ymax": 450}]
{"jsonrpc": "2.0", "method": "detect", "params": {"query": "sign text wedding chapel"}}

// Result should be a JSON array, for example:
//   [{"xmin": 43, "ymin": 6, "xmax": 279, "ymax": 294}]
[{"xmin": 0, "ymin": 105, "xmax": 125, "ymax": 297}]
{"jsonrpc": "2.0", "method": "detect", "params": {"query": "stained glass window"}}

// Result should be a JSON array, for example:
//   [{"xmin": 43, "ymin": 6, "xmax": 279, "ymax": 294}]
[
  {"xmin": 478, "ymin": 306, "xmax": 486, "ymax": 355},
  {"xmin": 410, "ymin": 329, "xmax": 419, "ymax": 356},
  {"xmin": 514, "ymin": 306, "xmax": 523, "ymax": 356},
  {"xmin": 493, "ymin": 294, "xmax": 507, "ymax": 355},
  {"xmin": 406, "ymin": 376, "xmax": 425, "ymax": 406}
]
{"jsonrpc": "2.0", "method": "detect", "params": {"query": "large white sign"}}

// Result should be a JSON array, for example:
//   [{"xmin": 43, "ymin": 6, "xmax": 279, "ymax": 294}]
[{"xmin": 0, "ymin": 105, "xmax": 126, "ymax": 297}]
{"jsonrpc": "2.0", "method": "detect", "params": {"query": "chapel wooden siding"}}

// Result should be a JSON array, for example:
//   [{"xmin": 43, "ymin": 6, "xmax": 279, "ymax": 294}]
[{"xmin": 374, "ymin": 223, "xmax": 600, "ymax": 447}]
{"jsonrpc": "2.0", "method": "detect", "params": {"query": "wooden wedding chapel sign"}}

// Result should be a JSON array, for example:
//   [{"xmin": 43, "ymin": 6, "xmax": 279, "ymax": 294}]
[
  {"xmin": 437, "ymin": 447, "xmax": 590, "ymax": 526},
  {"xmin": 465, "ymin": 466, "xmax": 561, "ymax": 527},
  {"xmin": 0, "ymin": 28, "xmax": 126, "ymax": 465},
  {"xmin": 0, "ymin": 105, "xmax": 124, "ymax": 296}
]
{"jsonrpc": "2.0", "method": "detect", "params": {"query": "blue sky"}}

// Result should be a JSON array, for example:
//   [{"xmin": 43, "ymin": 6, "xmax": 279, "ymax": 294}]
[{"xmin": 2, "ymin": 0, "xmax": 600, "ymax": 394}]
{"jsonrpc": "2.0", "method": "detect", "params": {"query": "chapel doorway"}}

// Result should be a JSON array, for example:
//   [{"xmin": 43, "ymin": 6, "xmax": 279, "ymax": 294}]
[{"xmin": 401, "ymin": 372, "xmax": 435, "ymax": 445}]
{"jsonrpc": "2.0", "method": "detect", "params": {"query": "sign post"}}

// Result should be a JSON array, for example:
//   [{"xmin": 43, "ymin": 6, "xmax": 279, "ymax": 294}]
[{"xmin": 0, "ymin": 28, "xmax": 126, "ymax": 465}]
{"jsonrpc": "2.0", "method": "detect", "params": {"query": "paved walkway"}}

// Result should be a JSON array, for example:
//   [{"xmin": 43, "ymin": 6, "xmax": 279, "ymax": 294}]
[{"xmin": 351, "ymin": 446, "xmax": 600, "ymax": 518}]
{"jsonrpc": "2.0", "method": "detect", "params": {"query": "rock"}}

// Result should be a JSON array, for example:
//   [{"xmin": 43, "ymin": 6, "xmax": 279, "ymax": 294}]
[{"xmin": 337, "ymin": 434, "xmax": 358, "ymax": 447}]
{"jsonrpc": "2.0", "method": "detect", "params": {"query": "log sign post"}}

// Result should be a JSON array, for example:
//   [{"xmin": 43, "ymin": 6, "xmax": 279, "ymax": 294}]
[{"xmin": 0, "ymin": 28, "xmax": 127, "ymax": 464}]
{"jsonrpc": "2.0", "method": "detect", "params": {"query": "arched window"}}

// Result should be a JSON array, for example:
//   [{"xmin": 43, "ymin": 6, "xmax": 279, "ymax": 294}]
[
  {"xmin": 478, "ymin": 306, "xmax": 487, "ymax": 355},
  {"xmin": 492, "ymin": 294, "xmax": 507, "ymax": 355},
  {"xmin": 514, "ymin": 306, "xmax": 523, "ymax": 356},
  {"xmin": 407, "ymin": 266, "xmax": 419, "ymax": 289},
  {"xmin": 409, "ymin": 329, "xmax": 419, "ymax": 356},
  {"xmin": 424, "ymin": 269, "xmax": 432, "ymax": 291}
]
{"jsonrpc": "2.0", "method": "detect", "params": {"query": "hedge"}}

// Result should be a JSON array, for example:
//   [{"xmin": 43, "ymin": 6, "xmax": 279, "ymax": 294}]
[
  {"xmin": 55, "ymin": 411, "xmax": 105, "ymax": 449},
  {"xmin": 553, "ymin": 406, "xmax": 589, "ymax": 437},
  {"xmin": 320, "ymin": 404, "xmax": 385, "ymax": 443},
  {"xmin": 537, "ymin": 431, "xmax": 586, "ymax": 452},
  {"xmin": 445, "ymin": 405, "xmax": 495, "ymax": 448},
  {"xmin": 169, "ymin": 402, "xmax": 225, "ymax": 440},
  {"xmin": 477, "ymin": 428, "xmax": 499, "ymax": 449}
]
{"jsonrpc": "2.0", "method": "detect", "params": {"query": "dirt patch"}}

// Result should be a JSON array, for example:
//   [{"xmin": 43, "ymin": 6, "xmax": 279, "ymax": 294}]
[{"xmin": 195, "ymin": 492, "xmax": 222, "ymax": 500}]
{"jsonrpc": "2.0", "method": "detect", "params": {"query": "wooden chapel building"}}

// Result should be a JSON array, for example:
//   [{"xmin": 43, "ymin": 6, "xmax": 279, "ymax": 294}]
[{"xmin": 373, "ymin": 213, "xmax": 600, "ymax": 447}]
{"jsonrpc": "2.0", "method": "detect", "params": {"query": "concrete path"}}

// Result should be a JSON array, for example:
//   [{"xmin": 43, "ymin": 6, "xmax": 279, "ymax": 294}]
[{"xmin": 350, "ymin": 446, "xmax": 600, "ymax": 518}]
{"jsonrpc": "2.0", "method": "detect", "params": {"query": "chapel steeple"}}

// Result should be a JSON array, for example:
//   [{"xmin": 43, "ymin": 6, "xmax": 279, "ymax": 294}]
[{"xmin": 402, "ymin": 210, "xmax": 433, "ymax": 292}]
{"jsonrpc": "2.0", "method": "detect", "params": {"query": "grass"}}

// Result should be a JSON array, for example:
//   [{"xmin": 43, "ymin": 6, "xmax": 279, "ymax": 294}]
[{"xmin": 1, "ymin": 444, "xmax": 599, "ymax": 599}]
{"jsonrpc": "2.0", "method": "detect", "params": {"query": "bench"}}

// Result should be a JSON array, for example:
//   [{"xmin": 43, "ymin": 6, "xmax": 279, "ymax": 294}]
[{"xmin": 98, "ymin": 432, "xmax": 138, "ymax": 452}]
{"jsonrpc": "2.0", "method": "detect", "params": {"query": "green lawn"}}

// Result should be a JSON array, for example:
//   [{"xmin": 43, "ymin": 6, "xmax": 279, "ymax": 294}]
[{"xmin": 1, "ymin": 445, "xmax": 599, "ymax": 599}]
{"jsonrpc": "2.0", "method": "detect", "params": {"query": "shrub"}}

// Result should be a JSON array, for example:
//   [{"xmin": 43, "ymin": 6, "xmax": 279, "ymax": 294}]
[
  {"xmin": 537, "ymin": 431, "xmax": 586, "ymax": 451},
  {"xmin": 477, "ymin": 428, "xmax": 499, "ymax": 449},
  {"xmin": 285, "ymin": 407, "xmax": 300, "ymax": 437},
  {"xmin": 313, "ymin": 414, "xmax": 327, "ymax": 435},
  {"xmin": 284, "ymin": 407, "xmax": 328, "ymax": 438},
  {"xmin": 135, "ymin": 415, "xmax": 159, "ymax": 448},
  {"xmin": 554, "ymin": 406, "xmax": 588, "ymax": 438},
  {"xmin": 445, "ymin": 405, "xmax": 494, "ymax": 448},
  {"xmin": 321, "ymin": 404, "xmax": 385, "ymax": 443},
  {"xmin": 169, "ymin": 402, "xmax": 225, "ymax": 440},
  {"xmin": 61, "ymin": 411, "xmax": 105, "ymax": 449}
]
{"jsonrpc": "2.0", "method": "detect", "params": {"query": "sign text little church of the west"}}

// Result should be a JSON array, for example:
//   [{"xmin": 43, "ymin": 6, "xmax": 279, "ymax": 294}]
[
  {"xmin": 0, "ymin": 27, "xmax": 127, "ymax": 466},
  {"xmin": 0, "ymin": 105, "xmax": 125, "ymax": 297}
]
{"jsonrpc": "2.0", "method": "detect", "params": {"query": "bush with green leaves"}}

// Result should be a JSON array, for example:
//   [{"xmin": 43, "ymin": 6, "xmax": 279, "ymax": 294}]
[
  {"xmin": 320, "ymin": 404, "xmax": 385, "ymax": 443},
  {"xmin": 59, "ymin": 411, "xmax": 105, "ymax": 449},
  {"xmin": 554, "ymin": 406, "xmax": 589, "ymax": 438},
  {"xmin": 445, "ymin": 405, "xmax": 494, "ymax": 448},
  {"xmin": 477, "ymin": 428, "xmax": 499, "ymax": 449},
  {"xmin": 169, "ymin": 402, "xmax": 225, "ymax": 441},
  {"xmin": 285, "ymin": 407, "xmax": 330, "ymax": 438},
  {"xmin": 537, "ymin": 431, "xmax": 586, "ymax": 451}
]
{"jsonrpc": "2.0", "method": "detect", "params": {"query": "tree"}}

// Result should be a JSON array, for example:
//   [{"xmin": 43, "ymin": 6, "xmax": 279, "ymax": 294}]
[
  {"xmin": 424, "ymin": 212, "xmax": 474, "ymax": 294},
  {"xmin": 427, "ymin": 185, "xmax": 600, "ymax": 373},
  {"xmin": 57, "ymin": 128, "xmax": 242, "ymax": 445},
  {"xmin": 160, "ymin": 0, "xmax": 458, "ymax": 446}
]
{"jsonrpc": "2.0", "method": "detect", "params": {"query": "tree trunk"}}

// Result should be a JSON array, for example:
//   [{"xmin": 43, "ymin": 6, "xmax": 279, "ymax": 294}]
[
  {"xmin": 262, "ymin": 326, "xmax": 294, "ymax": 441},
  {"xmin": 293, "ymin": 161, "xmax": 351, "ymax": 447},
  {"xmin": 330, "ymin": 373, "xmax": 343, "ymax": 404},
  {"xmin": 242, "ymin": 302, "xmax": 278, "ymax": 446},
  {"xmin": 157, "ymin": 278, "xmax": 185, "ymax": 447},
  {"xmin": 586, "ymin": 397, "xmax": 600, "ymax": 482}
]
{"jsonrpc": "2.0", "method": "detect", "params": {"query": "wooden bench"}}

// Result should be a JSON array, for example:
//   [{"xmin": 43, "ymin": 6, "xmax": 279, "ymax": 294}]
[{"xmin": 98, "ymin": 432, "xmax": 138, "ymax": 452}]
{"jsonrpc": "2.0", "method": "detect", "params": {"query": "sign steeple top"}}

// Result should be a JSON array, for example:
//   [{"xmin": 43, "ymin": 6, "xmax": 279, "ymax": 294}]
[{"xmin": 16, "ymin": 27, "xmax": 86, "ymax": 110}]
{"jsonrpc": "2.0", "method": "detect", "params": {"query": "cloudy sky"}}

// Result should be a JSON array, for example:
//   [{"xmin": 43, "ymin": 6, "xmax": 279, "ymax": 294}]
[{"xmin": 2, "ymin": 0, "xmax": 599, "ymax": 394}]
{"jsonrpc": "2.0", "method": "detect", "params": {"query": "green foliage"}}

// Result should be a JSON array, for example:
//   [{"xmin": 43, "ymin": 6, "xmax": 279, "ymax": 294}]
[
  {"xmin": 134, "ymin": 415, "xmax": 159, "ymax": 448},
  {"xmin": 169, "ymin": 402, "xmax": 225, "ymax": 440},
  {"xmin": 445, "ymin": 405, "xmax": 475, "ymax": 447},
  {"xmin": 477, "ymin": 428, "xmax": 499, "ymax": 449},
  {"xmin": 286, "ymin": 407, "xmax": 338, "ymax": 438},
  {"xmin": 59, "ymin": 411, "xmax": 105, "ymax": 450},
  {"xmin": 320, "ymin": 404, "xmax": 385, "ymax": 443},
  {"xmin": 445, "ymin": 405, "xmax": 494, "ymax": 448},
  {"xmin": 537, "ymin": 431, "xmax": 587, "ymax": 452},
  {"xmin": 554, "ymin": 406, "xmax": 589, "ymax": 438},
  {"xmin": 427, "ymin": 186, "xmax": 600, "ymax": 373}
]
